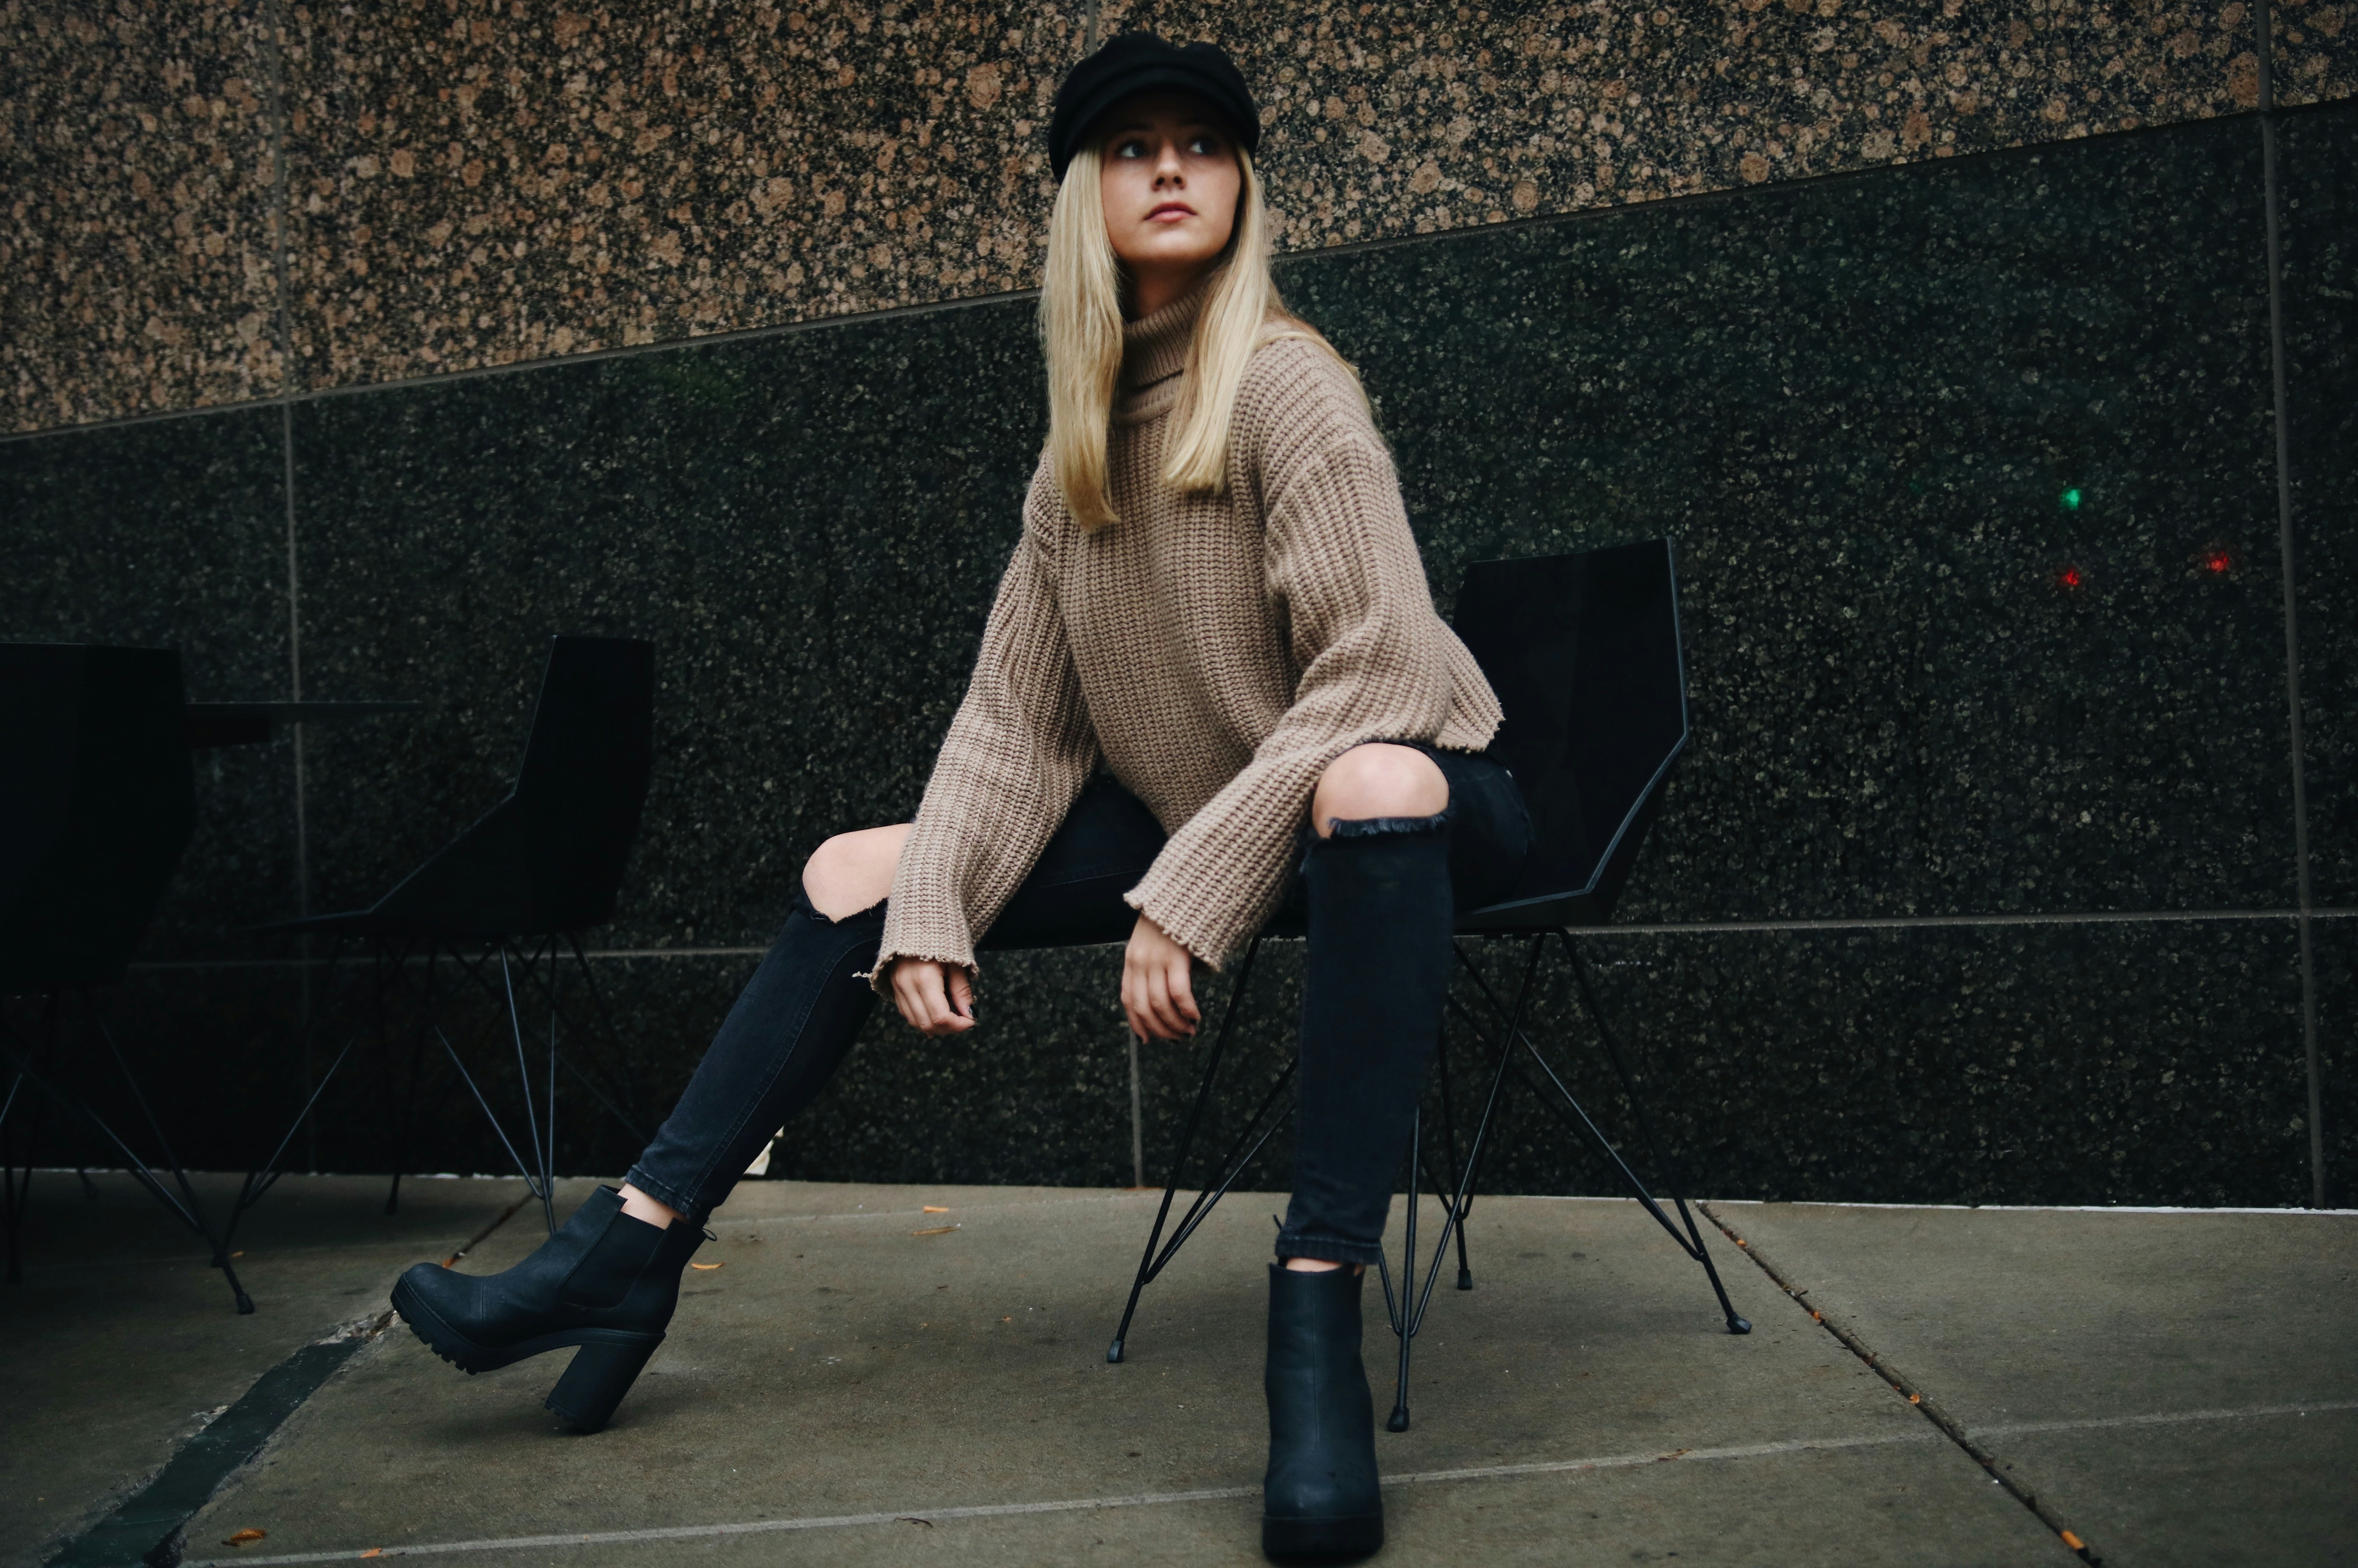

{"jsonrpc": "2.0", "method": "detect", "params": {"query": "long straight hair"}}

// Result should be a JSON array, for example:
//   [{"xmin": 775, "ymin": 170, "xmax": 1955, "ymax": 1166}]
[{"xmin": 1038, "ymin": 137, "xmax": 1378, "ymax": 531}]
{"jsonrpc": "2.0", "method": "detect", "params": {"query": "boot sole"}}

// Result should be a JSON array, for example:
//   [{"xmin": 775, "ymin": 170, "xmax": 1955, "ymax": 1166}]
[
  {"xmin": 1261, "ymin": 1512, "xmax": 1384, "ymax": 1560},
  {"xmin": 391, "ymin": 1275, "xmax": 661, "ymax": 1376}
]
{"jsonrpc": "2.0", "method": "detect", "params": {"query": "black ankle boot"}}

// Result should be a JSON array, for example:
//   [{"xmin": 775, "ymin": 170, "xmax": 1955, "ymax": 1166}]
[
  {"xmin": 1262, "ymin": 1263, "xmax": 1384, "ymax": 1559},
  {"xmin": 392, "ymin": 1185, "xmax": 705, "ymax": 1432}
]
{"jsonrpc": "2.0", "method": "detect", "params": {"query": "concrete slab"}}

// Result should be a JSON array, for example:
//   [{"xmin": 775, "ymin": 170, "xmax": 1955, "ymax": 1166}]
[
  {"xmin": 176, "ymin": 1184, "xmax": 2060, "ymax": 1566},
  {"xmin": 0, "ymin": 1171, "xmax": 536, "ymax": 1567},
  {"xmin": 1702, "ymin": 1201, "xmax": 2358, "ymax": 1566}
]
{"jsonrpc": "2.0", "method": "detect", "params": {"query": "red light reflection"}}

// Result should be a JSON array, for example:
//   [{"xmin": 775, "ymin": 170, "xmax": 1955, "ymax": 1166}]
[{"xmin": 2057, "ymin": 565, "xmax": 2086, "ymax": 590}]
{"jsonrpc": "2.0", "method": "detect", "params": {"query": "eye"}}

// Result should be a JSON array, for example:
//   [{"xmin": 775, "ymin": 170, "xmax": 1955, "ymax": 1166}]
[
  {"xmin": 1189, "ymin": 133, "xmax": 1221, "ymax": 155},
  {"xmin": 1112, "ymin": 136, "xmax": 1146, "ymax": 158}
]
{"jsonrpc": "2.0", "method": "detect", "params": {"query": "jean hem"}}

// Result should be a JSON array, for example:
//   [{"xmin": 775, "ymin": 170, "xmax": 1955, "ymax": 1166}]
[
  {"xmin": 620, "ymin": 1166, "xmax": 705, "ymax": 1226},
  {"xmin": 1273, "ymin": 1232, "xmax": 1388, "ymax": 1267}
]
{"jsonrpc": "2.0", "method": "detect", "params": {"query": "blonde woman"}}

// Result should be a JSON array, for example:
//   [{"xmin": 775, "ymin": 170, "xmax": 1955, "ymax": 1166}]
[{"xmin": 394, "ymin": 32, "xmax": 1529, "ymax": 1560}]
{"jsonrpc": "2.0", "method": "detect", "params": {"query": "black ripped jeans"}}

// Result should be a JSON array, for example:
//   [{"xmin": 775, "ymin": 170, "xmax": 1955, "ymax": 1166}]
[{"xmin": 625, "ymin": 742, "xmax": 1532, "ymax": 1267}]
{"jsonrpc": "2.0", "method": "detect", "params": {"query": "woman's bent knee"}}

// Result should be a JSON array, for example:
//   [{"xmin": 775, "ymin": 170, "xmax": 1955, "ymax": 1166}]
[
  {"xmin": 801, "ymin": 823, "xmax": 912, "ymax": 920},
  {"xmin": 1310, "ymin": 744, "xmax": 1448, "ymax": 837}
]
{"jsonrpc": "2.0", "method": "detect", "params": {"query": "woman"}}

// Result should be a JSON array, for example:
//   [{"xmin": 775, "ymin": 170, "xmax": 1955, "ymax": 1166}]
[{"xmin": 393, "ymin": 32, "xmax": 1529, "ymax": 1560}]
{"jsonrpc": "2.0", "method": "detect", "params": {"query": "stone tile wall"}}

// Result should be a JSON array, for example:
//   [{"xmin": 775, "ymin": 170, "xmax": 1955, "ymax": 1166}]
[
  {"xmin": 1, "ymin": 3, "xmax": 2351, "ymax": 1207},
  {"xmin": 8, "ymin": 0, "xmax": 2350, "ymax": 432},
  {"xmin": 2, "ymin": 1, "xmax": 284, "ymax": 429}
]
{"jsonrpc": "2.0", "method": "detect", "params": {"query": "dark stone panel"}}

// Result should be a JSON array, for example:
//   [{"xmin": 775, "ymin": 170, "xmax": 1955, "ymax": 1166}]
[
  {"xmin": 289, "ymin": 301, "xmax": 1045, "ymax": 949},
  {"xmin": 1130, "ymin": 918, "xmax": 2312, "ymax": 1214},
  {"xmin": 138, "ymin": 946, "xmax": 1139, "ymax": 1193},
  {"xmin": 769, "ymin": 945, "xmax": 1135, "ymax": 1188},
  {"xmin": 2316, "ymin": 916, "xmax": 2356, "ymax": 1208},
  {"xmin": 0, "ymin": 409, "xmax": 298, "ymax": 960},
  {"xmin": 2281, "ymin": 100, "xmax": 2358, "ymax": 906},
  {"xmin": 1275, "ymin": 114, "xmax": 2290, "ymax": 921}
]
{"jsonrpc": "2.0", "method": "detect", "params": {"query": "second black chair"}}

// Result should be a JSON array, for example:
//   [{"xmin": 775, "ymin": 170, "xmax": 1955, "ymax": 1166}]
[
  {"xmin": 1105, "ymin": 539, "xmax": 1749, "ymax": 1432},
  {"xmin": 243, "ymin": 635, "xmax": 656, "ymax": 1236}
]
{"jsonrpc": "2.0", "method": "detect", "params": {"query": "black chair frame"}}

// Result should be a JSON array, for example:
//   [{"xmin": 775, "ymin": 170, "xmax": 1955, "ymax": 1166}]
[
  {"xmin": 1105, "ymin": 925, "xmax": 1750, "ymax": 1430},
  {"xmin": 233, "ymin": 929, "xmax": 648, "ymax": 1245},
  {"xmin": 1, "ymin": 987, "xmax": 256, "ymax": 1311},
  {"xmin": 1104, "ymin": 539, "xmax": 1749, "ymax": 1431},
  {"xmin": 240, "ymin": 635, "xmax": 659, "ymax": 1244}
]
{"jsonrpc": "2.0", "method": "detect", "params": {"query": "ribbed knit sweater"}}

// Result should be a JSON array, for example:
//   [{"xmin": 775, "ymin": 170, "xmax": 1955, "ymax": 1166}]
[{"xmin": 872, "ymin": 276, "xmax": 1502, "ymax": 993}]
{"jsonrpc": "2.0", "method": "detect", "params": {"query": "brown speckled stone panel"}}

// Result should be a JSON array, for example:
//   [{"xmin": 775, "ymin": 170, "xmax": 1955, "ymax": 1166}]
[
  {"xmin": 279, "ymin": 0, "xmax": 1084, "ymax": 389},
  {"xmin": 1101, "ymin": 0, "xmax": 2261, "ymax": 248},
  {"xmin": 2275, "ymin": 0, "xmax": 2356, "ymax": 105},
  {"xmin": 0, "ymin": 0, "xmax": 285, "ymax": 434}
]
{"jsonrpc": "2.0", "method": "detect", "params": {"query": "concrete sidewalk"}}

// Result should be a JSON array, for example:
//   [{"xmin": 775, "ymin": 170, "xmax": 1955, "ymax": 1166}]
[{"xmin": 8, "ymin": 1177, "xmax": 2353, "ymax": 1568}]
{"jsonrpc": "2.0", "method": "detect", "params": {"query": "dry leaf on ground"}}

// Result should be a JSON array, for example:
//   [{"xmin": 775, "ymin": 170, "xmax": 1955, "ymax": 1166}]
[
  {"xmin": 222, "ymin": 1529, "xmax": 267, "ymax": 1547},
  {"xmin": 910, "ymin": 1224, "xmax": 958, "ymax": 1236},
  {"xmin": 690, "ymin": 1262, "xmax": 725, "ymax": 1270}
]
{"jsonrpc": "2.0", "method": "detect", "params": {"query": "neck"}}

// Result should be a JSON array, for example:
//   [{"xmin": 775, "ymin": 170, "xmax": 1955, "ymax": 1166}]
[{"xmin": 1125, "ymin": 262, "xmax": 1210, "ymax": 321}]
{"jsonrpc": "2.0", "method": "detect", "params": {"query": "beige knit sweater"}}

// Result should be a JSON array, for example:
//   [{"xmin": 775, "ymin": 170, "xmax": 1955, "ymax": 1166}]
[{"xmin": 872, "ymin": 276, "xmax": 1502, "ymax": 993}]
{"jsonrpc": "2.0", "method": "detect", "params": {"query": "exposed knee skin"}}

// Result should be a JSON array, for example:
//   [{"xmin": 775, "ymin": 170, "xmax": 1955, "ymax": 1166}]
[
  {"xmin": 1309, "ymin": 743, "xmax": 1448, "ymax": 839},
  {"xmin": 801, "ymin": 823, "xmax": 912, "ymax": 920}
]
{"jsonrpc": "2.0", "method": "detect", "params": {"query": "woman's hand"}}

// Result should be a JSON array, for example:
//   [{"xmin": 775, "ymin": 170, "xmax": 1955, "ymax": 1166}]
[
  {"xmin": 890, "ymin": 958, "xmax": 976, "ymax": 1037},
  {"xmin": 1122, "ymin": 913, "xmax": 1202, "ymax": 1041}
]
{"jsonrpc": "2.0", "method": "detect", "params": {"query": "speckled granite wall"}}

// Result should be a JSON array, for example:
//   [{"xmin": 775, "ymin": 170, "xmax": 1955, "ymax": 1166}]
[
  {"xmin": 9, "ymin": 100, "xmax": 2344, "ymax": 1206},
  {"xmin": 274, "ymin": 0, "xmax": 1083, "ymax": 389},
  {"xmin": 1, "ymin": 1, "xmax": 285, "ymax": 428},
  {"xmin": 1106, "ymin": 0, "xmax": 2267, "ymax": 238},
  {"xmin": 10, "ymin": 0, "xmax": 2353, "ymax": 433}
]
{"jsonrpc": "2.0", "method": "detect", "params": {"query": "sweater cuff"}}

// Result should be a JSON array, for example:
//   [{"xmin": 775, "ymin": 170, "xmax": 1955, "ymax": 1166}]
[
  {"xmin": 871, "ymin": 908, "xmax": 979, "ymax": 998},
  {"xmin": 1123, "ymin": 871, "xmax": 1269, "ymax": 975}
]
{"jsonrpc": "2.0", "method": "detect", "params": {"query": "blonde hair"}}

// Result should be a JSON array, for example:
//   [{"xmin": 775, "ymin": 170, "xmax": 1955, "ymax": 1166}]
[{"xmin": 1038, "ymin": 134, "xmax": 1378, "ymax": 531}]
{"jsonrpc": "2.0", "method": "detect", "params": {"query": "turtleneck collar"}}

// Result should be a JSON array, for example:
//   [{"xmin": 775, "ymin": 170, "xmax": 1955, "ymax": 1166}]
[{"xmin": 1114, "ymin": 273, "xmax": 1211, "ymax": 424}]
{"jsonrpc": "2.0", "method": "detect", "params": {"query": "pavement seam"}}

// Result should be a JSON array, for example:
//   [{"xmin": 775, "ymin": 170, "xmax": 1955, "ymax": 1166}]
[
  {"xmin": 171, "ymin": 1406, "xmax": 2350, "ymax": 1567},
  {"xmin": 42, "ymin": 1196, "xmax": 531, "ymax": 1568},
  {"xmin": 1699, "ymin": 1200, "xmax": 2101, "ymax": 1564}
]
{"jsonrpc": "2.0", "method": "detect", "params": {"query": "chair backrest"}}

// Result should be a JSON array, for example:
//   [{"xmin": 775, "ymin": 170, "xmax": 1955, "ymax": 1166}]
[
  {"xmin": 0, "ymin": 645, "xmax": 195, "ymax": 992},
  {"xmin": 1449, "ymin": 540, "xmax": 1687, "ymax": 929},
  {"xmin": 511, "ymin": 635, "xmax": 656, "ymax": 931}
]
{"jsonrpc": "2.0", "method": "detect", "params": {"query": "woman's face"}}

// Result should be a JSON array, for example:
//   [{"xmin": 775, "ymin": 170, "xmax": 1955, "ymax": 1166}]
[{"xmin": 1096, "ymin": 89, "xmax": 1242, "ymax": 308}]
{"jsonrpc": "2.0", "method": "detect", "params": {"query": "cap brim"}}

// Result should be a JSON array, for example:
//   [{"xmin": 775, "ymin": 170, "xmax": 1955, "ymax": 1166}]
[{"xmin": 1064, "ymin": 68, "xmax": 1253, "ymax": 162}]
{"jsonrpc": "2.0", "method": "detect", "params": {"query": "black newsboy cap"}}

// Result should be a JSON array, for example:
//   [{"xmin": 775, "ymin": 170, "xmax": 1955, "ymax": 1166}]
[{"xmin": 1047, "ymin": 32, "xmax": 1260, "ymax": 182}]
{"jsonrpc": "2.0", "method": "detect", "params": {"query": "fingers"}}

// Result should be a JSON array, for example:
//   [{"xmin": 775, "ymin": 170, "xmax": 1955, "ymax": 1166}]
[
  {"xmin": 1169, "ymin": 954, "xmax": 1201, "ymax": 1029},
  {"xmin": 1123, "ymin": 950, "xmax": 1196, "ymax": 1039},
  {"xmin": 890, "ymin": 959, "xmax": 975, "ymax": 1037}
]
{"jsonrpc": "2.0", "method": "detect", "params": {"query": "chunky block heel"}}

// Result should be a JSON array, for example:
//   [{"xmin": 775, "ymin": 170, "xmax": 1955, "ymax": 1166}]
[{"xmin": 545, "ymin": 1335, "xmax": 662, "ymax": 1432}]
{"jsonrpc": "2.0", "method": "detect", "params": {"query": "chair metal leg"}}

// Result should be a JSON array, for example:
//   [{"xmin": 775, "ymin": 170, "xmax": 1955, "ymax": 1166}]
[
  {"xmin": 386, "ymin": 939, "xmax": 434, "ymax": 1216},
  {"xmin": 1433, "ymin": 1020, "xmax": 1475, "ymax": 1292},
  {"xmin": 1386, "ymin": 1110, "xmax": 1421, "ymax": 1432},
  {"xmin": 1374, "ymin": 937, "xmax": 1547, "ymax": 1432},
  {"xmin": 0, "ymin": 993, "xmax": 256, "ymax": 1312},
  {"xmin": 1106, "ymin": 935, "xmax": 1272, "ymax": 1364},
  {"xmin": 0, "ymin": 995, "xmax": 57, "ymax": 1287},
  {"xmin": 497, "ymin": 943, "xmax": 558, "ymax": 1236},
  {"xmin": 1560, "ymin": 933, "xmax": 1749, "ymax": 1335}
]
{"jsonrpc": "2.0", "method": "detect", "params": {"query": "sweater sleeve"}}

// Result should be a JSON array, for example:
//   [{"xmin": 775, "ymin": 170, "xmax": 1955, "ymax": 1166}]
[
  {"xmin": 1122, "ymin": 366, "xmax": 1455, "ymax": 968},
  {"xmin": 873, "ymin": 471, "xmax": 1098, "ymax": 995}
]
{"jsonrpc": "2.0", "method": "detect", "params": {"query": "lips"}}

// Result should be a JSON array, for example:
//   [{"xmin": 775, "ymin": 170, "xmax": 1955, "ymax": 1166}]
[{"xmin": 1148, "ymin": 204, "xmax": 1194, "ymax": 219}]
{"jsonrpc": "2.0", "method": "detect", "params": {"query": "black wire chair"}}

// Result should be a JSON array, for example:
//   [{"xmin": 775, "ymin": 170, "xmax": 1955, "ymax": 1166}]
[
  {"xmin": 0, "ymin": 645, "xmax": 259, "ymax": 1309},
  {"xmin": 1104, "ymin": 539, "xmax": 1749, "ymax": 1432},
  {"xmin": 240, "ymin": 635, "xmax": 657, "ymax": 1240}
]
